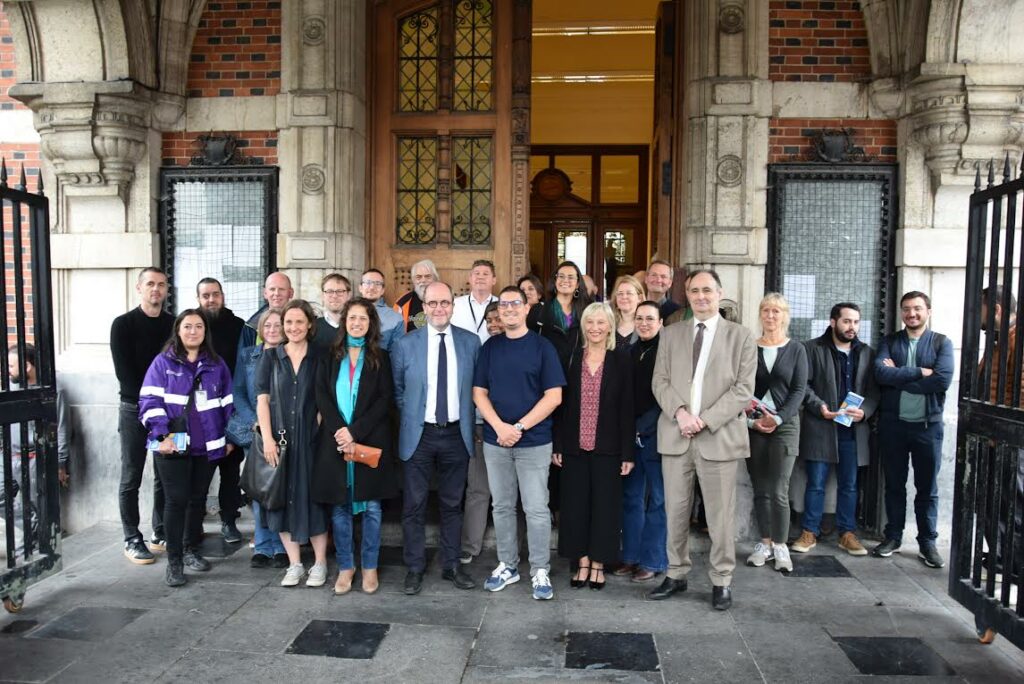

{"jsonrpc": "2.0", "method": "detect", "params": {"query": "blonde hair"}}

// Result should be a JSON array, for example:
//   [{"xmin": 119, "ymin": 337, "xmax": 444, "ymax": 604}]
[
  {"xmin": 580, "ymin": 302, "xmax": 617, "ymax": 351},
  {"xmin": 610, "ymin": 275, "xmax": 646, "ymax": 325},
  {"xmin": 759, "ymin": 292, "xmax": 791, "ymax": 335},
  {"xmin": 256, "ymin": 307, "xmax": 283, "ymax": 342}
]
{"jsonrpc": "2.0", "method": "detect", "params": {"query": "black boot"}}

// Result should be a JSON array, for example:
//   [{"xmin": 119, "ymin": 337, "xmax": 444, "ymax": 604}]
[{"xmin": 166, "ymin": 560, "xmax": 186, "ymax": 587}]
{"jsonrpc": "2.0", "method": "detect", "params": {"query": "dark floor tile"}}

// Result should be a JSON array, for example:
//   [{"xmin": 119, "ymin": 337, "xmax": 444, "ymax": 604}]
[
  {"xmin": 286, "ymin": 619, "xmax": 390, "ymax": 659},
  {"xmin": 565, "ymin": 631, "xmax": 660, "ymax": 672},
  {"xmin": 196, "ymin": 534, "xmax": 244, "ymax": 558},
  {"xmin": 834, "ymin": 636, "xmax": 957, "ymax": 676},
  {"xmin": 28, "ymin": 606, "xmax": 146, "ymax": 642},
  {"xmin": 377, "ymin": 545, "xmax": 436, "ymax": 568},
  {"xmin": 784, "ymin": 555, "xmax": 853, "ymax": 578},
  {"xmin": 0, "ymin": 619, "xmax": 37, "ymax": 635}
]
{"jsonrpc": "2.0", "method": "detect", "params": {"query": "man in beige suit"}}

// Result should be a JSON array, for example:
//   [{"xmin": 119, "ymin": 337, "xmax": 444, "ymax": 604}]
[{"xmin": 648, "ymin": 269, "xmax": 756, "ymax": 610}]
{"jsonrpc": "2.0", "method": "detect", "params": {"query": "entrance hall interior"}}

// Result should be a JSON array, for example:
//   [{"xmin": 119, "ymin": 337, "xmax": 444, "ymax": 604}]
[{"xmin": 530, "ymin": 0, "xmax": 664, "ymax": 297}]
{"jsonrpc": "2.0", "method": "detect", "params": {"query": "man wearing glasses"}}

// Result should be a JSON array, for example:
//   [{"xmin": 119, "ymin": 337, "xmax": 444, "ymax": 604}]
[
  {"xmin": 313, "ymin": 273, "xmax": 352, "ymax": 352},
  {"xmin": 392, "ymin": 282, "xmax": 480, "ymax": 595},
  {"xmin": 395, "ymin": 259, "xmax": 438, "ymax": 332},
  {"xmin": 473, "ymin": 285, "xmax": 565, "ymax": 600},
  {"xmin": 359, "ymin": 268, "xmax": 405, "ymax": 351}
]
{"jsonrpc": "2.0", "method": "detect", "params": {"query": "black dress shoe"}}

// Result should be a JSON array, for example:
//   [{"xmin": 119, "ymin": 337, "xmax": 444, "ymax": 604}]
[
  {"xmin": 250, "ymin": 553, "xmax": 272, "ymax": 569},
  {"xmin": 647, "ymin": 576, "xmax": 687, "ymax": 600},
  {"xmin": 404, "ymin": 570, "xmax": 424, "ymax": 595},
  {"xmin": 273, "ymin": 553, "xmax": 290, "ymax": 568},
  {"xmin": 442, "ymin": 567, "xmax": 476, "ymax": 590},
  {"xmin": 712, "ymin": 586, "xmax": 732, "ymax": 611}
]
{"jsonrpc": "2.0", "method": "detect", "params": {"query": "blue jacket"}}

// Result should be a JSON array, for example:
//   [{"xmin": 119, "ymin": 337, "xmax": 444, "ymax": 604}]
[
  {"xmin": 873, "ymin": 328, "xmax": 954, "ymax": 425},
  {"xmin": 226, "ymin": 344, "xmax": 264, "ymax": 446},
  {"xmin": 139, "ymin": 350, "xmax": 234, "ymax": 460},
  {"xmin": 391, "ymin": 325, "xmax": 480, "ymax": 460}
]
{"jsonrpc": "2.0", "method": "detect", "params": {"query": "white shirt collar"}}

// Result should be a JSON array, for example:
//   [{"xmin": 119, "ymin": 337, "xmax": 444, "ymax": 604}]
[
  {"xmin": 429, "ymin": 324, "xmax": 452, "ymax": 337},
  {"xmin": 693, "ymin": 313, "xmax": 721, "ymax": 332}
]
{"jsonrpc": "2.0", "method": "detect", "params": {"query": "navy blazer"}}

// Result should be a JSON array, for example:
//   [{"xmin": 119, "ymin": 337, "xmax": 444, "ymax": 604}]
[{"xmin": 391, "ymin": 324, "xmax": 480, "ymax": 460}]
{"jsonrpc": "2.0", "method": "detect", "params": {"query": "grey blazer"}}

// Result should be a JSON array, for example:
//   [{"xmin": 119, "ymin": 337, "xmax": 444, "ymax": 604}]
[{"xmin": 652, "ymin": 317, "xmax": 757, "ymax": 460}]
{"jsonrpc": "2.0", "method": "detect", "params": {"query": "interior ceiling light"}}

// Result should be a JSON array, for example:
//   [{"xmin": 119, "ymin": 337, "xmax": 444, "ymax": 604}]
[
  {"xmin": 532, "ymin": 71, "xmax": 654, "ymax": 83},
  {"xmin": 532, "ymin": 20, "xmax": 656, "ymax": 37}
]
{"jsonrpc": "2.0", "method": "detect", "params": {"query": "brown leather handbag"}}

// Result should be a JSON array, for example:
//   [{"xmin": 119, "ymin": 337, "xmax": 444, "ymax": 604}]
[{"xmin": 344, "ymin": 443, "xmax": 382, "ymax": 468}]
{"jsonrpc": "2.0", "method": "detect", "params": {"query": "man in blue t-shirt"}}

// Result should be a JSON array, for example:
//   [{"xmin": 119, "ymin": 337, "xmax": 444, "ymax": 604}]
[{"xmin": 473, "ymin": 285, "xmax": 565, "ymax": 600}]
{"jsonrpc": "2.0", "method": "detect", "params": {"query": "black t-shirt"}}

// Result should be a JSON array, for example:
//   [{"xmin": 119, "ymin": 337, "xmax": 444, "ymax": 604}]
[
  {"xmin": 207, "ymin": 307, "xmax": 246, "ymax": 375},
  {"xmin": 110, "ymin": 306, "xmax": 175, "ymax": 401}
]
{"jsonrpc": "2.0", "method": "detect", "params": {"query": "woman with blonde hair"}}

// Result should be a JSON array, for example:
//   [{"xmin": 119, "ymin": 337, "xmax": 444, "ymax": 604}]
[
  {"xmin": 610, "ymin": 275, "xmax": 645, "ymax": 349},
  {"xmin": 552, "ymin": 302, "xmax": 634, "ymax": 589},
  {"xmin": 744, "ymin": 292, "xmax": 807, "ymax": 573}
]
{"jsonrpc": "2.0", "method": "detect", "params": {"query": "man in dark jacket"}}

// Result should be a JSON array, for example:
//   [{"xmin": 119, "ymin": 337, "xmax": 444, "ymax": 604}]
[
  {"xmin": 790, "ymin": 303, "xmax": 878, "ymax": 557},
  {"xmin": 197, "ymin": 277, "xmax": 246, "ymax": 542},
  {"xmin": 871, "ymin": 291, "xmax": 954, "ymax": 568},
  {"xmin": 237, "ymin": 272, "xmax": 293, "ymax": 353}
]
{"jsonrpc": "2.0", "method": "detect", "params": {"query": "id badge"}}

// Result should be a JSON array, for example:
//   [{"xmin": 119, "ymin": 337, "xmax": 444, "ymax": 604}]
[{"xmin": 195, "ymin": 390, "xmax": 208, "ymax": 406}]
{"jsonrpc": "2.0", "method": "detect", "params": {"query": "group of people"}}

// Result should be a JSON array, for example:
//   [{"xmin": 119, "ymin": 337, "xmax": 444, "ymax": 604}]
[{"xmin": 111, "ymin": 257, "xmax": 955, "ymax": 611}]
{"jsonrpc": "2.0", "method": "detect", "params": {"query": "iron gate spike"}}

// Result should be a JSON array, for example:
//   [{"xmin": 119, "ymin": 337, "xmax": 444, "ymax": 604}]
[
  {"xmin": 1003, "ymin": 152, "xmax": 1012, "ymax": 183},
  {"xmin": 987, "ymin": 158, "xmax": 994, "ymax": 188},
  {"xmin": 36, "ymin": 168, "xmax": 44, "ymax": 196},
  {"xmin": 974, "ymin": 163, "xmax": 981, "ymax": 192},
  {"xmin": 17, "ymin": 164, "xmax": 26, "ymax": 192},
  {"xmin": 0, "ymin": 158, "xmax": 7, "ymax": 187}
]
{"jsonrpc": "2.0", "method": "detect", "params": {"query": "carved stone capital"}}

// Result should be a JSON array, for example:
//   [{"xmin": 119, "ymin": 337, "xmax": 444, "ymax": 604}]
[{"xmin": 906, "ymin": 77, "xmax": 970, "ymax": 180}]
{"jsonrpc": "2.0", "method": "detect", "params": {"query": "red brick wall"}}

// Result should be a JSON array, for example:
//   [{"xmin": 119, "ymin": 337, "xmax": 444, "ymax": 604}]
[
  {"xmin": 768, "ymin": 118, "xmax": 897, "ymax": 163},
  {"xmin": 769, "ymin": 0, "xmax": 871, "ymax": 82},
  {"xmin": 187, "ymin": 0, "xmax": 282, "ymax": 97},
  {"xmin": 0, "ymin": 1, "xmax": 24, "ymax": 110},
  {"xmin": 161, "ymin": 130, "xmax": 278, "ymax": 166}
]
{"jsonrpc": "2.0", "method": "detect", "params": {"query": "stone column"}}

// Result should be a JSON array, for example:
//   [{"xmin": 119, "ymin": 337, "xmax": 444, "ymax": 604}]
[
  {"xmin": 276, "ymin": 0, "xmax": 368, "ymax": 297},
  {"xmin": 682, "ymin": 0, "xmax": 771, "ymax": 329}
]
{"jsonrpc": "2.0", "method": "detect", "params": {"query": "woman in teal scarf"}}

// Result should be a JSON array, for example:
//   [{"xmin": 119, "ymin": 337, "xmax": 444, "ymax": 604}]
[{"xmin": 312, "ymin": 298, "xmax": 398, "ymax": 595}]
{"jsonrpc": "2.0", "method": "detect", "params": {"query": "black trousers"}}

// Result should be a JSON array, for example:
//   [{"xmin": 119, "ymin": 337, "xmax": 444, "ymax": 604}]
[
  {"xmin": 153, "ymin": 454, "xmax": 212, "ymax": 562},
  {"xmin": 118, "ymin": 402, "xmax": 165, "ymax": 542},
  {"xmin": 203, "ymin": 449, "xmax": 243, "ymax": 523},
  {"xmin": 558, "ymin": 451, "xmax": 623, "ymax": 564},
  {"xmin": 402, "ymin": 424, "xmax": 469, "ymax": 573}
]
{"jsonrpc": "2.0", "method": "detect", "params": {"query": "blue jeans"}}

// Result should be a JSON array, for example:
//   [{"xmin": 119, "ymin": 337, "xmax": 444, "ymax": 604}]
[
  {"xmin": 620, "ymin": 428, "xmax": 667, "ymax": 573},
  {"xmin": 252, "ymin": 501, "xmax": 285, "ymax": 556},
  {"xmin": 880, "ymin": 418, "xmax": 943, "ymax": 545},
  {"xmin": 802, "ymin": 437, "xmax": 859, "ymax": 535},
  {"xmin": 332, "ymin": 502, "xmax": 383, "ymax": 570}
]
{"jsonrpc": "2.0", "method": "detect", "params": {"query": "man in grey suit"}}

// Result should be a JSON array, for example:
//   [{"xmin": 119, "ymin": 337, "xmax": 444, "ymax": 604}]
[
  {"xmin": 392, "ymin": 281, "xmax": 481, "ymax": 595},
  {"xmin": 649, "ymin": 269, "xmax": 756, "ymax": 610}
]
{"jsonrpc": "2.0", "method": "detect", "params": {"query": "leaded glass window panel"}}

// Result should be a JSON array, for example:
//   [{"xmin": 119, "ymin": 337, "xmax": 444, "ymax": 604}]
[
  {"xmin": 453, "ymin": 0, "xmax": 493, "ymax": 111},
  {"xmin": 397, "ymin": 137, "xmax": 439, "ymax": 245},
  {"xmin": 398, "ymin": 6, "xmax": 439, "ymax": 112},
  {"xmin": 451, "ymin": 136, "xmax": 492, "ymax": 245}
]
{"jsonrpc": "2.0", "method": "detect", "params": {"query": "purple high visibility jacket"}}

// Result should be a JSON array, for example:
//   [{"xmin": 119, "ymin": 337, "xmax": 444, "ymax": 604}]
[{"xmin": 138, "ymin": 349, "xmax": 234, "ymax": 460}]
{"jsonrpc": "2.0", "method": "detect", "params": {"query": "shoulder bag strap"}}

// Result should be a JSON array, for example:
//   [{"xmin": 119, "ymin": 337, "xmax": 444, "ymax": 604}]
[{"xmin": 270, "ymin": 356, "xmax": 288, "ymax": 445}]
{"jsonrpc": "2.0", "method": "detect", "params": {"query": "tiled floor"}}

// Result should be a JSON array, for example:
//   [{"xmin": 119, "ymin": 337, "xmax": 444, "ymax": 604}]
[{"xmin": 1, "ymin": 520, "xmax": 1023, "ymax": 683}]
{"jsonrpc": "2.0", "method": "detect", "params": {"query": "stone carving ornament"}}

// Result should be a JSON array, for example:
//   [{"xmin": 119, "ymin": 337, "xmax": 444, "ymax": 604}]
[
  {"xmin": 302, "ymin": 164, "xmax": 326, "ymax": 194},
  {"xmin": 716, "ymin": 155, "xmax": 743, "ymax": 187},
  {"xmin": 718, "ymin": 2, "xmax": 745, "ymax": 34},
  {"xmin": 303, "ymin": 16, "xmax": 326, "ymax": 45}
]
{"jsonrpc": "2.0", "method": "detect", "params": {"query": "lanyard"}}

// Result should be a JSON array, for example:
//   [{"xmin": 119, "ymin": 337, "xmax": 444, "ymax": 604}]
[{"xmin": 467, "ymin": 295, "xmax": 496, "ymax": 333}]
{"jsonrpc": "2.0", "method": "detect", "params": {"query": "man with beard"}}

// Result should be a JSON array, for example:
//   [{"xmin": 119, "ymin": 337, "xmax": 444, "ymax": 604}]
[
  {"xmin": 313, "ymin": 273, "xmax": 353, "ymax": 352},
  {"xmin": 359, "ymin": 268, "xmax": 406, "ymax": 352},
  {"xmin": 238, "ymin": 272, "xmax": 293, "ymax": 352},
  {"xmin": 395, "ymin": 259, "xmax": 438, "ymax": 332},
  {"xmin": 790, "ymin": 303, "xmax": 878, "ymax": 557},
  {"xmin": 196, "ymin": 277, "xmax": 246, "ymax": 542},
  {"xmin": 872, "ymin": 291, "xmax": 953, "ymax": 568}
]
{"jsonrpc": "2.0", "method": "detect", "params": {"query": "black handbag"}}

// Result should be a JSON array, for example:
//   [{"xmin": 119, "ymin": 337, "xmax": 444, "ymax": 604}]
[{"xmin": 241, "ymin": 359, "xmax": 288, "ymax": 510}]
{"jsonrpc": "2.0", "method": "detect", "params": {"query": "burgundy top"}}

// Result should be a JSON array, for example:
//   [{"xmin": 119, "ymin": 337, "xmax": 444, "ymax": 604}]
[{"xmin": 579, "ymin": 348, "xmax": 605, "ymax": 451}]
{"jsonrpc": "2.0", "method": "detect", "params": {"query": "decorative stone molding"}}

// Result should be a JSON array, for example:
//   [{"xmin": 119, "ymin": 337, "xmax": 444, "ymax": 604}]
[
  {"xmin": 303, "ymin": 16, "xmax": 326, "ymax": 45},
  {"xmin": 718, "ymin": 2, "xmax": 745, "ymax": 34},
  {"xmin": 301, "ymin": 163, "xmax": 326, "ymax": 194},
  {"xmin": 716, "ymin": 155, "xmax": 743, "ymax": 186}
]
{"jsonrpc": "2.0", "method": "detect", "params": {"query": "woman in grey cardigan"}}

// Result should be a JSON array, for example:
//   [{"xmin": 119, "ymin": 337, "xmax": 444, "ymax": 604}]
[{"xmin": 745, "ymin": 293, "xmax": 807, "ymax": 572}]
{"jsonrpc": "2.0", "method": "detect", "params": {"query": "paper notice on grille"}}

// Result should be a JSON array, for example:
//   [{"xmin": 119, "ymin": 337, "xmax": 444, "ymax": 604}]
[
  {"xmin": 783, "ymin": 275, "xmax": 816, "ymax": 318},
  {"xmin": 858, "ymin": 320, "xmax": 872, "ymax": 342},
  {"xmin": 811, "ymin": 320, "xmax": 832, "ymax": 336}
]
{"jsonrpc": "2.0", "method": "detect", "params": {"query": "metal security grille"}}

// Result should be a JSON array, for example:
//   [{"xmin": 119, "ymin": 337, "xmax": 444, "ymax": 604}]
[
  {"xmin": 397, "ymin": 137, "xmax": 439, "ymax": 245},
  {"xmin": 398, "ymin": 5, "xmax": 439, "ymax": 112},
  {"xmin": 767, "ymin": 165, "xmax": 896, "ymax": 348},
  {"xmin": 453, "ymin": 0, "xmax": 493, "ymax": 111},
  {"xmin": 160, "ymin": 168, "xmax": 278, "ymax": 320},
  {"xmin": 451, "ymin": 136, "xmax": 492, "ymax": 244}
]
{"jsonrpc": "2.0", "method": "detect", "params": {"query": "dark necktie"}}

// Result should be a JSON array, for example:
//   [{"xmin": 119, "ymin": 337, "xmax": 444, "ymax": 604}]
[
  {"xmin": 692, "ymin": 323, "xmax": 706, "ymax": 380},
  {"xmin": 436, "ymin": 332, "xmax": 448, "ymax": 424}
]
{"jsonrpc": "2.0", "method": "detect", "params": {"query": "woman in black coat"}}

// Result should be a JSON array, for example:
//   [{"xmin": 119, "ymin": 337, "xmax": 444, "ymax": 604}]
[
  {"xmin": 553, "ymin": 302, "xmax": 634, "ymax": 590},
  {"xmin": 312, "ymin": 298, "xmax": 398, "ymax": 596}
]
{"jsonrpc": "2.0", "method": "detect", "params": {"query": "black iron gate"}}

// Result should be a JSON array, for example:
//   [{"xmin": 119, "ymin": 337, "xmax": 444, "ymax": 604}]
[
  {"xmin": 950, "ymin": 156, "xmax": 1024, "ymax": 648},
  {"xmin": 0, "ymin": 160, "xmax": 60, "ymax": 612}
]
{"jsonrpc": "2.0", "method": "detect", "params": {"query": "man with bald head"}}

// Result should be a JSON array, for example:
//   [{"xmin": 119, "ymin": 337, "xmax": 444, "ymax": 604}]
[{"xmin": 238, "ymin": 272, "xmax": 293, "ymax": 352}]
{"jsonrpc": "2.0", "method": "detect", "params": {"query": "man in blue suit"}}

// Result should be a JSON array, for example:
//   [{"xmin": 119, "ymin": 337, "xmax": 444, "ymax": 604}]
[{"xmin": 392, "ymin": 281, "xmax": 481, "ymax": 594}]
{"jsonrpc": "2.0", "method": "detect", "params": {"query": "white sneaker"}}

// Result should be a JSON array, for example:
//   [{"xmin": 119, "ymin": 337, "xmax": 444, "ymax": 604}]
[
  {"xmin": 773, "ymin": 543, "xmax": 793, "ymax": 573},
  {"xmin": 306, "ymin": 563, "xmax": 328, "ymax": 587},
  {"xmin": 531, "ymin": 568, "xmax": 554, "ymax": 600},
  {"xmin": 281, "ymin": 563, "xmax": 305, "ymax": 587},
  {"xmin": 746, "ymin": 542, "xmax": 774, "ymax": 567}
]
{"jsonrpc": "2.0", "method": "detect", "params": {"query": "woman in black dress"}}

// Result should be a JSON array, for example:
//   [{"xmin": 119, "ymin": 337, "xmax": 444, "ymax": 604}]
[
  {"xmin": 256, "ymin": 299, "xmax": 329, "ymax": 588},
  {"xmin": 312, "ymin": 298, "xmax": 398, "ymax": 595}
]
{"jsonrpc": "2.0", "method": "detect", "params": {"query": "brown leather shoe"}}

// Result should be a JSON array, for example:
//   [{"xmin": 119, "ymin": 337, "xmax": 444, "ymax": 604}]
[
  {"xmin": 838, "ymin": 532, "xmax": 868, "ymax": 556},
  {"xmin": 791, "ymin": 530, "xmax": 817, "ymax": 553},
  {"xmin": 361, "ymin": 568, "xmax": 379, "ymax": 594},
  {"xmin": 613, "ymin": 563, "xmax": 638, "ymax": 577},
  {"xmin": 631, "ymin": 569, "xmax": 657, "ymax": 583},
  {"xmin": 333, "ymin": 568, "xmax": 355, "ymax": 595}
]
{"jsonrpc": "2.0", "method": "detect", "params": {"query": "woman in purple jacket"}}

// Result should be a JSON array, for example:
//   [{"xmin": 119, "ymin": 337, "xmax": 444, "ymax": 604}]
[{"xmin": 139, "ymin": 309, "xmax": 234, "ymax": 587}]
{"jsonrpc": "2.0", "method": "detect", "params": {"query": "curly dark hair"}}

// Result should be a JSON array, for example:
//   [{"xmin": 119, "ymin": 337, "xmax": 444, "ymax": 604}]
[{"xmin": 330, "ymin": 297, "xmax": 383, "ymax": 370}]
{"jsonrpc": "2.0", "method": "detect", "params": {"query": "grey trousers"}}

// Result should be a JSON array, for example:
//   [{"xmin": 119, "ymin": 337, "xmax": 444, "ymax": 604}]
[
  {"xmin": 461, "ymin": 425, "xmax": 490, "ymax": 557},
  {"xmin": 745, "ymin": 420, "xmax": 800, "ymax": 543},
  {"xmin": 483, "ymin": 442, "xmax": 551, "ymax": 575}
]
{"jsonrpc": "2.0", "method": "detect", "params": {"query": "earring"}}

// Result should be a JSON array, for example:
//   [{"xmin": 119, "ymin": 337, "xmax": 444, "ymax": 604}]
[{"xmin": 573, "ymin": 288, "xmax": 580, "ymax": 299}]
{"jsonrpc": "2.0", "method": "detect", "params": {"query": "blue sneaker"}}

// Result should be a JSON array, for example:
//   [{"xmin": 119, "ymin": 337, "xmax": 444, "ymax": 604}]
[
  {"xmin": 484, "ymin": 562, "xmax": 520, "ymax": 592},
  {"xmin": 531, "ymin": 568, "xmax": 554, "ymax": 600}
]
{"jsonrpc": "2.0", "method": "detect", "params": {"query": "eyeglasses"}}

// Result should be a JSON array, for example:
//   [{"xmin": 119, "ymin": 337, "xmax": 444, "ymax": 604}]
[
  {"xmin": 555, "ymin": 274, "xmax": 577, "ymax": 282},
  {"xmin": 322, "ymin": 288, "xmax": 351, "ymax": 296},
  {"xmin": 361, "ymin": 280, "xmax": 385, "ymax": 288},
  {"xmin": 424, "ymin": 300, "xmax": 453, "ymax": 309},
  {"xmin": 498, "ymin": 300, "xmax": 524, "ymax": 309}
]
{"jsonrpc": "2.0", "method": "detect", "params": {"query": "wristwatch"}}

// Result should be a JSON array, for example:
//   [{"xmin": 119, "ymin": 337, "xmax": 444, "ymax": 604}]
[{"xmin": 514, "ymin": 422, "xmax": 526, "ymax": 432}]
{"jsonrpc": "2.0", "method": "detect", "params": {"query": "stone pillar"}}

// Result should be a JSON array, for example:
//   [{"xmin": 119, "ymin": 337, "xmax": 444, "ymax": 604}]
[
  {"xmin": 682, "ymin": 0, "xmax": 771, "ymax": 330},
  {"xmin": 276, "ymin": 0, "xmax": 368, "ymax": 297}
]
